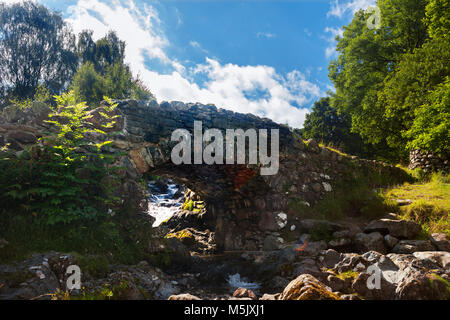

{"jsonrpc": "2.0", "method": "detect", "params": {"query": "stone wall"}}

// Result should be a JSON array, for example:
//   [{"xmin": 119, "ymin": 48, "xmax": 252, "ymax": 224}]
[
  {"xmin": 409, "ymin": 149, "xmax": 448, "ymax": 173},
  {"xmin": 0, "ymin": 99, "xmax": 412, "ymax": 251}
]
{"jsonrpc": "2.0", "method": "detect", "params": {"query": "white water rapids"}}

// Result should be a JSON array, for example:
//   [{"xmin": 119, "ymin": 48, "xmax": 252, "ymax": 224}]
[{"xmin": 147, "ymin": 180, "xmax": 183, "ymax": 227}]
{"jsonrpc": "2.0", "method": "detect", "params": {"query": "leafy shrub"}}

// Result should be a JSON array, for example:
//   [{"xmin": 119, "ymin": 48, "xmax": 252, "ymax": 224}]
[{"xmin": 0, "ymin": 92, "xmax": 120, "ymax": 225}]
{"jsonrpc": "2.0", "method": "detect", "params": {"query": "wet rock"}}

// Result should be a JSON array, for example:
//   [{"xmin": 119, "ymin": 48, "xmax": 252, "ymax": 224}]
[
  {"xmin": 328, "ymin": 237, "xmax": 351, "ymax": 249},
  {"xmin": 147, "ymin": 238, "xmax": 192, "ymax": 267},
  {"xmin": 429, "ymin": 233, "xmax": 450, "ymax": 251},
  {"xmin": 233, "ymin": 288, "xmax": 257, "ymax": 300},
  {"xmin": 327, "ymin": 275, "xmax": 345, "ymax": 292},
  {"xmin": 392, "ymin": 240, "xmax": 435, "ymax": 254},
  {"xmin": 265, "ymin": 276, "xmax": 290, "ymax": 292},
  {"xmin": 8, "ymin": 131, "xmax": 37, "ymax": 144},
  {"xmin": 351, "ymin": 271, "xmax": 396, "ymax": 300},
  {"xmin": 298, "ymin": 219, "xmax": 344, "ymax": 235},
  {"xmin": 168, "ymin": 293, "xmax": 201, "ymax": 300},
  {"xmin": 280, "ymin": 274, "xmax": 339, "ymax": 300},
  {"xmin": 364, "ymin": 218, "xmax": 421, "ymax": 239},
  {"xmin": 384, "ymin": 234, "xmax": 399, "ymax": 249},
  {"xmin": 319, "ymin": 249, "xmax": 342, "ymax": 269},
  {"xmin": 263, "ymin": 235, "xmax": 281, "ymax": 251},
  {"xmin": 395, "ymin": 271, "xmax": 450, "ymax": 300},
  {"xmin": 301, "ymin": 240, "xmax": 328, "ymax": 256},
  {"xmin": 354, "ymin": 232, "xmax": 387, "ymax": 254},
  {"xmin": 292, "ymin": 258, "xmax": 324, "ymax": 280}
]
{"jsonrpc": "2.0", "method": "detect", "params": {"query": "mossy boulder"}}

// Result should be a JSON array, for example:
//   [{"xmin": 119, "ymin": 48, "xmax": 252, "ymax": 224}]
[{"xmin": 279, "ymin": 274, "xmax": 340, "ymax": 300}]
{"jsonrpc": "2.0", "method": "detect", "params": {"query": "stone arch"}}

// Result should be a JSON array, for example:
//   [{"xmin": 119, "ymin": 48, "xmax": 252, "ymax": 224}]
[{"xmin": 109, "ymin": 99, "xmax": 410, "ymax": 251}]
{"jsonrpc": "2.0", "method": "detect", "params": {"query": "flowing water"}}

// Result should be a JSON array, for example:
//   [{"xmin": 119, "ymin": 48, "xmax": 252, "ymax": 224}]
[
  {"xmin": 147, "ymin": 180, "xmax": 262, "ymax": 296},
  {"xmin": 147, "ymin": 180, "xmax": 184, "ymax": 227}
]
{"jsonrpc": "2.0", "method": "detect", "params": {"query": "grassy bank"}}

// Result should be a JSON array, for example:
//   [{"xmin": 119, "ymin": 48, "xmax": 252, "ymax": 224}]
[{"xmin": 384, "ymin": 171, "xmax": 449, "ymax": 237}]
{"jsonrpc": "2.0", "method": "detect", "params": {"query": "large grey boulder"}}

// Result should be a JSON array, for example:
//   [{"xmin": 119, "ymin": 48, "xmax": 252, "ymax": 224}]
[
  {"xmin": 429, "ymin": 233, "xmax": 450, "ymax": 251},
  {"xmin": 364, "ymin": 218, "xmax": 421, "ymax": 239},
  {"xmin": 354, "ymin": 232, "xmax": 387, "ymax": 254},
  {"xmin": 279, "ymin": 274, "xmax": 339, "ymax": 300},
  {"xmin": 392, "ymin": 240, "xmax": 435, "ymax": 254},
  {"xmin": 318, "ymin": 249, "xmax": 342, "ymax": 269}
]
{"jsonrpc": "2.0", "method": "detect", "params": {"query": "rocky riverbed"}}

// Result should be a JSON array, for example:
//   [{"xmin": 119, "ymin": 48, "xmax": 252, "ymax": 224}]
[
  {"xmin": 1, "ymin": 212, "xmax": 449, "ymax": 300},
  {"xmin": 0, "ymin": 179, "xmax": 449, "ymax": 300}
]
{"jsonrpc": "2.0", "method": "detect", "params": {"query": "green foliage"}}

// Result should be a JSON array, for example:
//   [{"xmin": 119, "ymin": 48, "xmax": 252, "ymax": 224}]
[
  {"xmin": 0, "ymin": 2, "xmax": 78, "ymax": 106},
  {"xmin": 74, "ymin": 254, "xmax": 110, "ymax": 279},
  {"xmin": 71, "ymin": 30, "xmax": 154, "ymax": 106},
  {"xmin": 0, "ymin": 201, "xmax": 157, "ymax": 265},
  {"xmin": 301, "ymin": 97, "xmax": 388, "ymax": 159},
  {"xmin": 77, "ymin": 30, "xmax": 125, "ymax": 75},
  {"xmin": 0, "ymin": 92, "xmax": 119, "ymax": 225},
  {"xmin": 302, "ymin": 97, "xmax": 353, "ymax": 147},
  {"xmin": 287, "ymin": 161, "xmax": 409, "ymax": 221},
  {"xmin": 380, "ymin": 36, "xmax": 450, "ymax": 156},
  {"xmin": 328, "ymin": 0, "xmax": 431, "ymax": 162},
  {"xmin": 182, "ymin": 199, "xmax": 195, "ymax": 211},
  {"xmin": 385, "ymin": 172, "xmax": 450, "ymax": 236},
  {"xmin": 70, "ymin": 62, "xmax": 105, "ymax": 106},
  {"xmin": 425, "ymin": 0, "xmax": 450, "ymax": 39},
  {"xmin": 404, "ymin": 77, "xmax": 450, "ymax": 157}
]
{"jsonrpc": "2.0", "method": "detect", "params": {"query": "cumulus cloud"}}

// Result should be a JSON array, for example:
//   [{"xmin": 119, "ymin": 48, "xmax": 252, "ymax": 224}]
[
  {"xmin": 327, "ymin": 0, "xmax": 376, "ymax": 18},
  {"xmin": 64, "ymin": 0, "xmax": 321, "ymax": 128},
  {"xmin": 324, "ymin": 26, "xmax": 344, "ymax": 59},
  {"xmin": 1, "ymin": 0, "xmax": 31, "ymax": 4}
]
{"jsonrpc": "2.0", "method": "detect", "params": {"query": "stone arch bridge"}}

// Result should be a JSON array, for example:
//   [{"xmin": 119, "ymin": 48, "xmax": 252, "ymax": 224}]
[
  {"xmin": 109, "ymin": 100, "xmax": 407, "ymax": 251},
  {"xmin": 0, "ymin": 99, "xmax": 409, "ymax": 251}
]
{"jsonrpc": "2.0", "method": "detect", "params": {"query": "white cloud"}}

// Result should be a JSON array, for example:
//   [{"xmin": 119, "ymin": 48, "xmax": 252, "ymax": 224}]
[
  {"xmin": 303, "ymin": 28, "xmax": 312, "ymax": 37},
  {"xmin": 256, "ymin": 32, "xmax": 276, "ymax": 39},
  {"xmin": 189, "ymin": 40, "xmax": 209, "ymax": 55},
  {"xmin": 324, "ymin": 26, "xmax": 344, "ymax": 59},
  {"xmin": 65, "ymin": 0, "xmax": 321, "ymax": 128},
  {"xmin": 1, "ymin": 0, "xmax": 35, "ymax": 4},
  {"xmin": 327, "ymin": 0, "xmax": 376, "ymax": 18}
]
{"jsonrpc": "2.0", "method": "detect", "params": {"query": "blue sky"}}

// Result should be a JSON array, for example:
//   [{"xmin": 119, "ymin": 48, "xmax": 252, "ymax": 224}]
[{"xmin": 3, "ymin": 0, "xmax": 376, "ymax": 127}]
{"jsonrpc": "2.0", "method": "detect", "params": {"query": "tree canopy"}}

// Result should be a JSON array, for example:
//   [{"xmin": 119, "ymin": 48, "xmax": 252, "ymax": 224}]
[
  {"xmin": 325, "ymin": 0, "xmax": 449, "ymax": 162},
  {"xmin": 71, "ymin": 30, "xmax": 154, "ymax": 106},
  {"xmin": 0, "ymin": 1, "xmax": 78, "ymax": 106}
]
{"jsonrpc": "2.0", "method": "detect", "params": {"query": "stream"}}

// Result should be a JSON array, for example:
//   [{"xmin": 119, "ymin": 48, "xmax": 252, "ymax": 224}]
[
  {"xmin": 147, "ymin": 180, "xmax": 183, "ymax": 227},
  {"xmin": 147, "ymin": 179, "xmax": 263, "ymax": 296}
]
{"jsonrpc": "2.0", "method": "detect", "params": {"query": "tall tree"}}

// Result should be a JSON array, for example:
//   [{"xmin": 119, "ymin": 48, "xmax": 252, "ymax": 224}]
[
  {"xmin": 71, "ymin": 30, "xmax": 154, "ymax": 106},
  {"xmin": 77, "ymin": 30, "xmax": 125, "ymax": 75},
  {"xmin": 328, "ymin": 0, "xmax": 429, "ymax": 161},
  {"xmin": 0, "ymin": 1, "xmax": 78, "ymax": 105},
  {"xmin": 302, "ymin": 97, "xmax": 389, "ymax": 159}
]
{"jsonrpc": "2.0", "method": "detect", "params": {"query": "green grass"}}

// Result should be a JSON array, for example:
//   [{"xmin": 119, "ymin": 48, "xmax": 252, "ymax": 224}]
[{"xmin": 384, "ymin": 172, "xmax": 449, "ymax": 237}]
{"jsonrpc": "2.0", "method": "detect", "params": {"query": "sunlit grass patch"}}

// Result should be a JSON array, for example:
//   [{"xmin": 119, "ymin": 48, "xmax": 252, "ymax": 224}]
[{"xmin": 384, "ymin": 172, "xmax": 449, "ymax": 237}]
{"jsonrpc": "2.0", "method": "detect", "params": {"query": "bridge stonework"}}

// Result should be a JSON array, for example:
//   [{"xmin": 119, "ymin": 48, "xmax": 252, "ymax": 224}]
[
  {"xmin": 110, "ymin": 100, "xmax": 408, "ymax": 251},
  {"xmin": 0, "ymin": 99, "xmax": 410, "ymax": 251}
]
